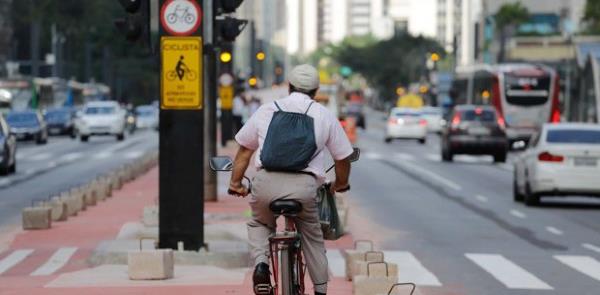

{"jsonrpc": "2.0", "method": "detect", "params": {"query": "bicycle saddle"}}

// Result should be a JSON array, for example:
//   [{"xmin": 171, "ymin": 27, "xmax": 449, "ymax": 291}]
[{"xmin": 270, "ymin": 200, "xmax": 302, "ymax": 215}]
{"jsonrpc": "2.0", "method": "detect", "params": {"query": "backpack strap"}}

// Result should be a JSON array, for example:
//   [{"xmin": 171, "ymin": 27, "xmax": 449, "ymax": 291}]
[
  {"xmin": 274, "ymin": 101, "xmax": 283, "ymax": 111},
  {"xmin": 304, "ymin": 101, "xmax": 315, "ymax": 115}
]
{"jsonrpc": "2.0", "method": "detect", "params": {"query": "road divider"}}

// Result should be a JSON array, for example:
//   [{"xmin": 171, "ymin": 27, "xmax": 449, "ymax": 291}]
[{"xmin": 21, "ymin": 150, "xmax": 159, "ymax": 231}]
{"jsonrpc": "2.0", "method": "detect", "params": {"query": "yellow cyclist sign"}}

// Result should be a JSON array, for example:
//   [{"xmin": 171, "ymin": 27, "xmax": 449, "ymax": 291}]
[{"xmin": 161, "ymin": 36, "xmax": 203, "ymax": 109}]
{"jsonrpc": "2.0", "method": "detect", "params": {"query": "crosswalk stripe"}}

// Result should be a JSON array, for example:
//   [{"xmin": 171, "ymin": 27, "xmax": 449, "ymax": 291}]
[
  {"xmin": 554, "ymin": 255, "xmax": 600, "ymax": 282},
  {"xmin": 465, "ymin": 254, "xmax": 553, "ymax": 290},
  {"xmin": 326, "ymin": 249, "xmax": 345, "ymax": 278},
  {"xmin": 384, "ymin": 251, "xmax": 442, "ymax": 286},
  {"xmin": 30, "ymin": 247, "xmax": 77, "ymax": 276},
  {"xmin": 0, "ymin": 249, "xmax": 34, "ymax": 275}
]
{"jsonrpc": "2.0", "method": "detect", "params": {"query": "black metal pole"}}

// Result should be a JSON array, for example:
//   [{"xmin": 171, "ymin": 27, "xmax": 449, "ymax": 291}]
[
  {"xmin": 204, "ymin": 0, "xmax": 217, "ymax": 202},
  {"xmin": 158, "ymin": 0, "xmax": 205, "ymax": 250}
]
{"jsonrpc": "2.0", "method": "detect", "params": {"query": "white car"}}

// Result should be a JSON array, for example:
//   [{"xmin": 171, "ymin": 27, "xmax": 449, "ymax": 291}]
[
  {"xmin": 514, "ymin": 123, "xmax": 600, "ymax": 206},
  {"xmin": 385, "ymin": 108, "xmax": 428, "ymax": 144},
  {"xmin": 135, "ymin": 105, "xmax": 158, "ymax": 129},
  {"xmin": 76, "ymin": 101, "xmax": 127, "ymax": 142},
  {"xmin": 421, "ymin": 106, "xmax": 444, "ymax": 133}
]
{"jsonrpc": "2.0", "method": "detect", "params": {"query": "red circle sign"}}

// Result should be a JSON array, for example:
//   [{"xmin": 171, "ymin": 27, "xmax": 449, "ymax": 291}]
[{"xmin": 160, "ymin": 0, "xmax": 202, "ymax": 36}]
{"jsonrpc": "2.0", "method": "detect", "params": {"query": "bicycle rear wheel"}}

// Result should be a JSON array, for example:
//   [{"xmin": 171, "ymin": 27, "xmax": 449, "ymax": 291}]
[{"xmin": 280, "ymin": 247, "xmax": 298, "ymax": 295}]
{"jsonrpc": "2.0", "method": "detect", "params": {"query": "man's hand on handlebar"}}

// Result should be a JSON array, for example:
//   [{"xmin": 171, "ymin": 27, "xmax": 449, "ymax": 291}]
[{"xmin": 228, "ymin": 181, "xmax": 250, "ymax": 198}]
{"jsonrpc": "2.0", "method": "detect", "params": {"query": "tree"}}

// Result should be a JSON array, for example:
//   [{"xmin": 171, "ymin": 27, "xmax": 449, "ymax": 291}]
[
  {"xmin": 332, "ymin": 34, "xmax": 444, "ymax": 102},
  {"xmin": 584, "ymin": 0, "xmax": 600, "ymax": 34},
  {"xmin": 494, "ymin": 2, "xmax": 529, "ymax": 62}
]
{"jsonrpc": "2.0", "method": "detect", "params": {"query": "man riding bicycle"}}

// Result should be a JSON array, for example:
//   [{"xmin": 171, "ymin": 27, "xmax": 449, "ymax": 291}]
[{"xmin": 228, "ymin": 64, "xmax": 353, "ymax": 295}]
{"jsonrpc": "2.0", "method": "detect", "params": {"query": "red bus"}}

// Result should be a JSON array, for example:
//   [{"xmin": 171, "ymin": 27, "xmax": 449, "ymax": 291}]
[{"xmin": 452, "ymin": 63, "xmax": 561, "ymax": 144}]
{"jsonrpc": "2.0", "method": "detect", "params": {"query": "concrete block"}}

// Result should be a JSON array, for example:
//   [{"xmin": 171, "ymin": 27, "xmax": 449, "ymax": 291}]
[
  {"xmin": 22, "ymin": 207, "xmax": 52, "ymax": 230},
  {"xmin": 49, "ymin": 197, "xmax": 68, "ymax": 221},
  {"xmin": 69, "ymin": 189, "xmax": 85, "ymax": 212},
  {"xmin": 352, "ymin": 261, "xmax": 398, "ymax": 280},
  {"xmin": 375, "ymin": 283, "xmax": 418, "ymax": 295},
  {"xmin": 353, "ymin": 275, "xmax": 398, "ymax": 295},
  {"xmin": 128, "ymin": 249, "xmax": 174, "ymax": 280},
  {"xmin": 347, "ymin": 251, "xmax": 385, "ymax": 281},
  {"xmin": 82, "ymin": 185, "xmax": 97, "ymax": 207},
  {"xmin": 142, "ymin": 206, "xmax": 159, "ymax": 227},
  {"xmin": 59, "ymin": 193, "xmax": 78, "ymax": 217}
]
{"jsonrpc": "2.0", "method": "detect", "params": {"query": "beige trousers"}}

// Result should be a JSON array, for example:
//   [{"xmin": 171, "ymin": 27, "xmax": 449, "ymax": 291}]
[{"xmin": 248, "ymin": 170, "xmax": 328, "ymax": 293}]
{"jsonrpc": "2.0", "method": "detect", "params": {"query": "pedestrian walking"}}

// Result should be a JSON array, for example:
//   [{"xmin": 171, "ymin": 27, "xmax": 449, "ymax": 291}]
[{"xmin": 232, "ymin": 92, "xmax": 246, "ymax": 134}]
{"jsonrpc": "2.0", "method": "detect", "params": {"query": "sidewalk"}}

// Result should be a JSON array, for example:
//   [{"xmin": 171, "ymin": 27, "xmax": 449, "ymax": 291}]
[{"xmin": 0, "ymin": 145, "xmax": 354, "ymax": 295}]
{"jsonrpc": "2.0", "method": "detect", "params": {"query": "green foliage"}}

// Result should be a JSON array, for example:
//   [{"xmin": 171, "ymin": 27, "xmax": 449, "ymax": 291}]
[
  {"xmin": 332, "ymin": 34, "xmax": 444, "ymax": 101},
  {"xmin": 494, "ymin": 2, "xmax": 530, "ymax": 29},
  {"xmin": 584, "ymin": 0, "xmax": 600, "ymax": 33}
]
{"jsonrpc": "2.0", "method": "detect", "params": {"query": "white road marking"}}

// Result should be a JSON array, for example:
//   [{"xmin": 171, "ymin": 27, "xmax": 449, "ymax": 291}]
[
  {"xmin": 93, "ymin": 152, "xmax": 112, "ymax": 159},
  {"xmin": 47, "ymin": 161, "xmax": 58, "ymax": 169},
  {"xmin": 582, "ymin": 243, "xmax": 600, "ymax": 254},
  {"xmin": 465, "ymin": 253, "xmax": 553, "ymax": 290},
  {"xmin": 325, "ymin": 249, "xmax": 345, "ymax": 278},
  {"xmin": 31, "ymin": 247, "xmax": 78, "ymax": 276},
  {"xmin": 510, "ymin": 209, "xmax": 526, "ymax": 219},
  {"xmin": 0, "ymin": 178, "xmax": 11, "ymax": 186},
  {"xmin": 498, "ymin": 164, "xmax": 514, "ymax": 172},
  {"xmin": 30, "ymin": 153, "xmax": 52, "ymax": 161},
  {"xmin": 402, "ymin": 161, "xmax": 462, "ymax": 191},
  {"xmin": 385, "ymin": 251, "xmax": 442, "ymax": 286},
  {"xmin": 0, "ymin": 249, "xmax": 34, "ymax": 274},
  {"xmin": 394, "ymin": 152, "xmax": 415, "ymax": 161},
  {"xmin": 546, "ymin": 226, "xmax": 564, "ymax": 236},
  {"xmin": 60, "ymin": 152, "xmax": 83, "ymax": 162},
  {"xmin": 124, "ymin": 151, "xmax": 143, "ymax": 159},
  {"xmin": 555, "ymin": 255, "xmax": 600, "ymax": 282},
  {"xmin": 364, "ymin": 152, "xmax": 383, "ymax": 160},
  {"xmin": 476, "ymin": 195, "xmax": 489, "ymax": 203}
]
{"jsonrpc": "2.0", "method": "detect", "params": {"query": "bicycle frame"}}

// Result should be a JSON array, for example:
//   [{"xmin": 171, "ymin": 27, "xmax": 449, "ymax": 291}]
[{"xmin": 268, "ymin": 215, "xmax": 305, "ymax": 295}]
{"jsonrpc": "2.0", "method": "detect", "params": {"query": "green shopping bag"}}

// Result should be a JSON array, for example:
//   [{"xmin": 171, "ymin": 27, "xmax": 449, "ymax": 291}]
[{"xmin": 317, "ymin": 183, "xmax": 344, "ymax": 240}]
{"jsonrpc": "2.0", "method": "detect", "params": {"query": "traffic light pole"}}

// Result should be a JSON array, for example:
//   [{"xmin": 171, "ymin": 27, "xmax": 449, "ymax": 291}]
[
  {"xmin": 203, "ymin": 0, "xmax": 217, "ymax": 202},
  {"xmin": 158, "ymin": 0, "xmax": 205, "ymax": 251}
]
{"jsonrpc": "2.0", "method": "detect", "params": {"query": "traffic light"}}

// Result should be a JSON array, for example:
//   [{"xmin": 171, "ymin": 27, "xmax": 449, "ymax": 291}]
[
  {"xmin": 248, "ymin": 76, "xmax": 258, "ymax": 88},
  {"xmin": 114, "ymin": 0, "xmax": 150, "ymax": 47},
  {"xmin": 256, "ymin": 51, "xmax": 265, "ymax": 61},
  {"xmin": 220, "ymin": 51, "xmax": 232, "ymax": 63},
  {"xmin": 215, "ymin": 0, "xmax": 248, "ymax": 44}
]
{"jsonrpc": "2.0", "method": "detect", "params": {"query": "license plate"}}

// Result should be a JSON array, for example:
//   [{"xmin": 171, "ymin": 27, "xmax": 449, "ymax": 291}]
[
  {"xmin": 468, "ymin": 127, "xmax": 490, "ymax": 136},
  {"xmin": 49, "ymin": 128, "xmax": 61, "ymax": 134},
  {"xmin": 16, "ymin": 134, "xmax": 26, "ymax": 139},
  {"xmin": 574, "ymin": 157, "xmax": 597, "ymax": 167}
]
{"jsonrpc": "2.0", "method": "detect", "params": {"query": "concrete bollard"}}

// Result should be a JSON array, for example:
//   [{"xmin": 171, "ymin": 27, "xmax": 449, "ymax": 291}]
[
  {"xmin": 22, "ymin": 207, "xmax": 52, "ymax": 230},
  {"xmin": 349, "ymin": 251, "xmax": 385, "ymax": 281},
  {"xmin": 59, "ymin": 192, "xmax": 78, "ymax": 217},
  {"xmin": 375, "ymin": 283, "xmax": 417, "ymax": 295},
  {"xmin": 128, "ymin": 239, "xmax": 174, "ymax": 280},
  {"xmin": 352, "ymin": 262, "xmax": 398, "ymax": 295},
  {"xmin": 353, "ymin": 260, "xmax": 398, "ymax": 280},
  {"xmin": 344, "ymin": 240, "xmax": 375, "ymax": 281},
  {"xmin": 70, "ymin": 188, "xmax": 86, "ymax": 212},
  {"xmin": 81, "ymin": 184, "xmax": 97, "ymax": 207},
  {"xmin": 49, "ymin": 197, "xmax": 68, "ymax": 221}
]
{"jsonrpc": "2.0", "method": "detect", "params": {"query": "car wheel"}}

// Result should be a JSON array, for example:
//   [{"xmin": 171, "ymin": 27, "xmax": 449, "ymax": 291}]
[
  {"xmin": 442, "ymin": 148, "xmax": 453, "ymax": 162},
  {"xmin": 9, "ymin": 160, "xmax": 16, "ymax": 174},
  {"xmin": 418, "ymin": 138, "xmax": 426, "ymax": 145},
  {"xmin": 80, "ymin": 135, "xmax": 89, "ymax": 142},
  {"xmin": 70, "ymin": 129, "xmax": 77, "ymax": 139},
  {"xmin": 494, "ymin": 152, "xmax": 507, "ymax": 163},
  {"xmin": 117, "ymin": 133, "xmax": 125, "ymax": 141},
  {"xmin": 0, "ymin": 158, "xmax": 8, "ymax": 176},
  {"xmin": 385, "ymin": 137, "xmax": 392, "ymax": 143},
  {"xmin": 524, "ymin": 181, "xmax": 540, "ymax": 206},
  {"xmin": 513, "ymin": 173, "xmax": 524, "ymax": 202}
]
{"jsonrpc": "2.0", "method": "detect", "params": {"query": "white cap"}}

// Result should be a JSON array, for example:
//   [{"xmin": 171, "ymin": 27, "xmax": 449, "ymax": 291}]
[{"xmin": 288, "ymin": 64, "xmax": 319, "ymax": 92}]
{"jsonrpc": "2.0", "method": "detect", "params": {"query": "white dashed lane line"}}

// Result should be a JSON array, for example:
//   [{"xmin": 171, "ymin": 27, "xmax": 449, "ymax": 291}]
[
  {"xmin": 475, "ymin": 195, "xmax": 489, "ymax": 203},
  {"xmin": 545, "ymin": 226, "xmax": 564, "ymax": 236},
  {"xmin": 509, "ymin": 209, "xmax": 526, "ymax": 219},
  {"xmin": 582, "ymin": 243, "xmax": 600, "ymax": 254}
]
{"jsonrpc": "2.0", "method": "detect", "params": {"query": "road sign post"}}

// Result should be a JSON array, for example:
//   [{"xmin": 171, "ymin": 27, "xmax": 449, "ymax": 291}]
[{"xmin": 158, "ymin": 0, "xmax": 205, "ymax": 251}]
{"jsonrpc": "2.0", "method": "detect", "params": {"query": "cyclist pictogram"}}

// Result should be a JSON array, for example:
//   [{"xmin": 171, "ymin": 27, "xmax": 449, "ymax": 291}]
[
  {"xmin": 167, "ymin": 55, "xmax": 197, "ymax": 81},
  {"xmin": 166, "ymin": 5, "xmax": 196, "ymax": 25},
  {"xmin": 160, "ymin": 0, "xmax": 202, "ymax": 36}
]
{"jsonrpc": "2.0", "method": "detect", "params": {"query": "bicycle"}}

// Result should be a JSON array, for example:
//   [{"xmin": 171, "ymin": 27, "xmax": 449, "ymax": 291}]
[
  {"xmin": 166, "ymin": 5, "xmax": 196, "ymax": 24},
  {"xmin": 210, "ymin": 148, "xmax": 360, "ymax": 295},
  {"xmin": 166, "ymin": 69, "xmax": 197, "ymax": 81}
]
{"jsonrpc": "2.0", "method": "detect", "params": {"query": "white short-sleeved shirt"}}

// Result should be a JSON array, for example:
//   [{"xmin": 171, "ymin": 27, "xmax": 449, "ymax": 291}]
[{"xmin": 235, "ymin": 92, "xmax": 354, "ymax": 182}]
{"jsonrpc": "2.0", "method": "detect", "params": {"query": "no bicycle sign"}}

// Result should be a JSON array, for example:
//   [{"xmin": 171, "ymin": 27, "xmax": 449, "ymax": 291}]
[{"xmin": 160, "ymin": 0, "xmax": 202, "ymax": 36}]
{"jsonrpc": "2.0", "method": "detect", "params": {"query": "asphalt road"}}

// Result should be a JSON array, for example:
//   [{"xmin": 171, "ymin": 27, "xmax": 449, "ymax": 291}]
[
  {"xmin": 348, "ymin": 108, "xmax": 600, "ymax": 294},
  {"xmin": 0, "ymin": 129, "xmax": 158, "ymax": 226}
]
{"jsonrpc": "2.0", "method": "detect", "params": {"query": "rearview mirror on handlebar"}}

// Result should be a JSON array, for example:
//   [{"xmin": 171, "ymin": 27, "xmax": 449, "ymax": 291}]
[
  {"xmin": 349, "ymin": 148, "xmax": 361, "ymax": 162},
  {"xmin": 210, "ymin": 156, "xmax": 234, "ymax": 171}
]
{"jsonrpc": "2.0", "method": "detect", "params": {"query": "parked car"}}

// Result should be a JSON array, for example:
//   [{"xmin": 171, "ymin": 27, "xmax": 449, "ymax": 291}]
[
  {"xmin": 5, "ymin": 110, "xmax": 48, "ymax": 145},
  {"xmin": 44, "ymin": 107, "xmax": 77, "ymax": 138},
  {"xmin": 441, "ymin": 105, "xmax": 508, "ymax": 162},
  {"xmin": 0, "ymin": 113, "xmax": 16, "ymax": 175},
  {"xmin": 76, "ymin": 101, "xmax": 127, "ymax": 142},
  {"xmin": 345, "ymin": 103, "xmax": 366, "ymax": 129},
  {"xmin": 135, "ymin": 105, "xmax": 158, "ymax": 130},
  {"xmin": 514, "ymin": 123, "xmax": 600, "ymax": 206},
  {"xmin": 385, "ymin": 107, "xmax": 427, "ymax": 144},
  {"xmin": 421, "ymin": 106, "xmax": 444, "ymax": 133}
]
